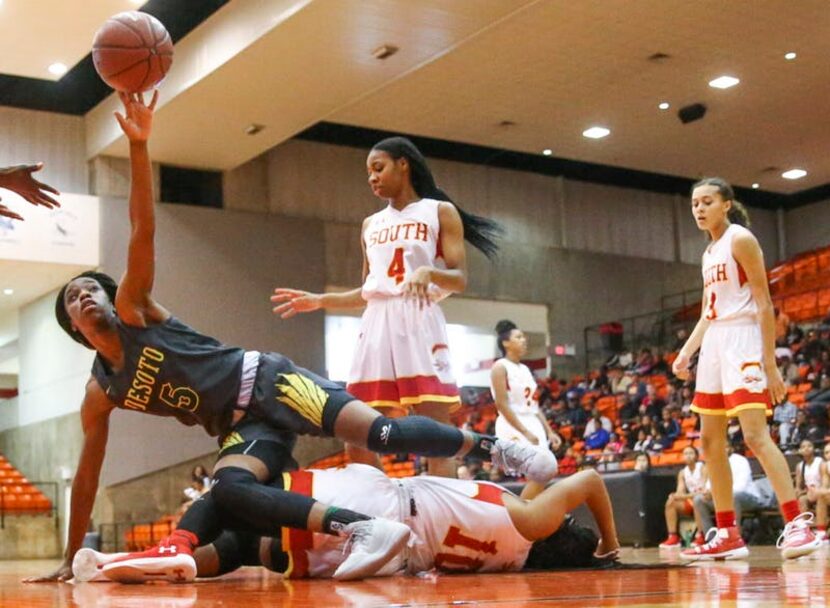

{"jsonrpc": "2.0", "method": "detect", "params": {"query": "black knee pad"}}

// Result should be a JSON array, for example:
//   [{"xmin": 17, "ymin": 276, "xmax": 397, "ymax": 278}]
[
  {"xmin": 211, "ymin": 467, "xmax": 259, "ymax": 510},
  {"xmin": 212, "ymin": 530, "xmax": 244, "ymax": 575},
  {"xmin": 366, "ymin": 415, "xmax": 462, "ymax": 456}
]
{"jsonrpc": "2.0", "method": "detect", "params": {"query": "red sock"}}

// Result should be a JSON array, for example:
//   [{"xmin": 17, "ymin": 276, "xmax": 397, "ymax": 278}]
[
  {"xmin": 715, "ymin": 510, "xmax": 736, "ymax": 529},
  {"xmin": 781, "ymin": 500, "xmax": 801, "ymax": 523}
]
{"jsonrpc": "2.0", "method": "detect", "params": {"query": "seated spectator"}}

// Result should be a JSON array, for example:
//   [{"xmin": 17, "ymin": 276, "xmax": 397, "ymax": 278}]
[
  {"xmin": 585, "ymin": 425, "xmax": 610, "ymax": 451},
  {"xmin": 679, "ymin": 385, "xmax": 694, "ymax": 416},
  {"xmin": 726, "ymin": 417, "xmax": 744, "ymax": 447},
  {"xmin": 778, "ymin": 353, "xmax": 800, "ymax": 385},
  {"xmin": 183, "ymin": 465, "xmax": 211, "ymax": 502},
  {"xmin": 693, "ymin": 445, "xmax": 776, "ymax": 532},
  {"xmin": 566, "ymin": 393, "xmax": 588, "ymax": 427},
  {"xmin": 654, "ymin": 407, "xmax": 681, "ymax": 450},
  {"xmin": 557, "ymin": 446, "xmax": 578, "ymax": 476},
  {"xmin": 802, "ymin": 330, "xmax": 825, "ymax": 363},
  {"xmin": 794, "ymin": 439, "xmax": 828, "ymax": 540},
  {"xmin": 618, "ymin": 394, "xmax": 640, "ymax": 423},
  {"xmin": 638, "ymin": 384, "xmax": 664, "ymax": 420},
  {"xmin": 772, "ymin": 398, "xmax": 798, "ymax": 448},
  {"xmin": 806, "ymin": 373, "xmax": 830, "ymax": 405},
  {"xmin": 633, "ymin": 452, "xmax": 652, "ymax": 473},
  {"xmin": 633, "ymin": 428, "xmax": 655, "ymax": 453},
  {"xmin": 787, "ymin": 322, "xmax": 804, "ymax": 348},
  {"xmin": 633, "ymin": 348, "xmax": 656, "ymax": 376},
  {"xmin": 789, "ymin": 410, "xmax": 810, "ymax": 450},
  {"xmin": 583, "ymin": 407, "xmax": 613, "ymax": 438},
  {"xmin": 660, "ymin": 446, "xmax": 708, "ymax": 548}
]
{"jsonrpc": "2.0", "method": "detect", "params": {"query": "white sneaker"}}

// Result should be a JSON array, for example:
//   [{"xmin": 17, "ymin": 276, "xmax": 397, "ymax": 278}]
[
  {"xmin": 777, "ymin": 512, "xmax": 822, "ymax": 560},
  {"xmin": 491, "ymin": 439, "xmax": 558, "ymax": 482},
  {"xmin": 332, "ymin": 519, "xmax": 410, "ymax": 581},
  {"xmin": 72, "ymin": 548, "xmax": 129, "ymax": 582}
]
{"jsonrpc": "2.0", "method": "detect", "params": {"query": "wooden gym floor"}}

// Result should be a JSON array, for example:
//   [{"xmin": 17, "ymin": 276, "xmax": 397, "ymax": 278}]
[{"xmin": 2, "ymin": 546, "xmax": 828, "ymax": 607}]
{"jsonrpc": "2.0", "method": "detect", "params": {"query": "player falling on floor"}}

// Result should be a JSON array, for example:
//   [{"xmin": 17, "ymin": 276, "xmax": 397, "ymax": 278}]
[
  {"xmin": 491, "ymin": 320, "xmax": 560, "ymax": 498},
  {"xmin": 74, "ymin": 465, "xmax": 620, "ymax": 583},
  {"xmin": 674, "ymin": 177, "xmax": 820, "ymax": 560},
  {"xmin": 25, "ymin": 92, "xmax": 556, "ymax": 584},
  {"xmin": 272, "ymin": 136, "xmax": 502, "ymax": 477}
]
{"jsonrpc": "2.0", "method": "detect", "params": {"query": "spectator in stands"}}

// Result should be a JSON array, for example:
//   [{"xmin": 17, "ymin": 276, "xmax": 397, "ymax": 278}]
[
  {"xmin": 557, "ymin": 446, "xmax": 578, "ymax": 476},
  {"xmin": 772, "ymin": 398, "xmax": 799, "ymax": 449},
  {"xmin": 616, "ymin": 370, "xmax": 635, "ymax": 396},
  {"xmin": 789, "ymin": 410, "xmax": 810, "ymax": 451},
  {"xmin": 584, "ymin": 425, "xmax": 610, "ymax": 451},
  {"xmin": 778, "ymin": 352, "xmax": 800, "ymax": 385},
  {"xmin": 802, "ymin": 330, "xmax": 825, "ymax": 363},
  {"xmin": 633, "ymin": 452, "xmax": 652, "ymax": 473},
  {"xmin": 786, "ymin": 322, "xmax": 804, "ymax": 348},
  {"xmin": 632, "ymin": 348, "xmax": 656, "ymax": 376},
  {"xmin": 638, "ymin": 384, "xmax": 665, "ymax": 420},
  {"xmin": 565, "ymin": 392, "xmax": 588, "ymax": 427},
  {"xmin": 693, "ymin": 445, "xmax": 775, "ymax": 532},
  {"xmin": 654, "ymin": 407, "xmax": 681, "ymax": 450},
  {"xmin": 192, "ymin": 465, "xmax": 211, "ymax": 489},
  {"xmin": 806, "ymin": 373, "xmax": 830, "ymax": 407},
  {"xmin": 633, "ymin": 428, "xmax": 655, "ymax": 453},
  {"xmin": 794, "ymin": 439, "xmax": 827, "ymax": 541},
  {"xmin": 660, "ymin": 446, "xmax": 708, "ymax": 549},
  {"xmin": 726, "ymin": 417, "xmax": 744, "ymax": 447},
  {"xmin": 679, "ymin": 386, "xmax": 694, "ymax": 416},
  {"xmin": 618, "ymin": 394, "xmax": 640, "ymax": 424},
  {"xmin": 583, "ymin": 407, "xmax": 613, "ymax": 438},
  {"xmin": 600, "ymin": 433, "xmax": 624, "ymax": 470},
  {"xmin": 608, "ymin": 365, "xmax": 625, "ymax": 394}
]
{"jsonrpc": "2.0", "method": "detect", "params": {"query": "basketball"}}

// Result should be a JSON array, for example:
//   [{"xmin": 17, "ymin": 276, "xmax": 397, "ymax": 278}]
[{"xmin": 92, "ymin": 11, "xmax": 173, "ymax": 93}]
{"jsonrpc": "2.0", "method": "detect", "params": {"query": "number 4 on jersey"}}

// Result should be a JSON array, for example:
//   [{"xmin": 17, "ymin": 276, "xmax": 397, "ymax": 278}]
[{"xmin": 387, "ymin": 247, "xmax": 405, "ymax": 285}]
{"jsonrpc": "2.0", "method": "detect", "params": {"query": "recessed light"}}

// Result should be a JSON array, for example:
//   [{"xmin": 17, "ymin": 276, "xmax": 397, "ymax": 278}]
[
  {"xmin": 784, "ymin": 52, "xmax": 797, "ymax": 61},
  {"xmin": 782, "ymin": 168, "xmax": 807, "ymax": 180},
  {"xmin": 372, "ymin": 44, "xmax": 399, "ymax": 60},
  {"xmin": 582, "ymin": 126, "xmax": 610, "ymax": 139},
  {"xmin": 2, "ymin": 289, "xmax": 12, "ymax": 296},
  {"xmin": 709, "ymin": 75, "xmax": 740, "ymax": 89},
  {"xmin": 244, "ymin": 123, "xmax": 265, "ymax": 136},
  {"xmin": 48, "ymin": 62, "xmax": 68, "ymax": 76},
  {"xmin": 751, "ymin": 183, "xmax": 760, "ymax": 189},
  {"xmin": 542, "ymin": 149, "xmax": 552, "ymax": 156},
  {"xmin": 658, "ymin": 102, "xmax": 670, "ymax": 110}
]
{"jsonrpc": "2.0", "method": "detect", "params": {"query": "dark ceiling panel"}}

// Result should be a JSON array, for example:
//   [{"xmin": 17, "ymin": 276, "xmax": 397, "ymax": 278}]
[{"xmin": 0, "ymin": 0, "xmax": 229, "ymax": 115}]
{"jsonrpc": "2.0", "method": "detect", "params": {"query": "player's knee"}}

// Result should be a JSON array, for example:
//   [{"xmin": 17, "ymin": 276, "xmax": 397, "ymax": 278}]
[
  {"xmin": 211, "ymin": 467, "xmax": 258, "ymax": 509},
  {"xmin": 741, "ymin": 428, "xmax": 769, "ymax": 452}
]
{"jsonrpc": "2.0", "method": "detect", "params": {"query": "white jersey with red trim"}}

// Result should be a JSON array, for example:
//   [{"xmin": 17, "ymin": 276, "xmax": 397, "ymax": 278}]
[
  {"xmin": 279, "ymin": 464, "xmax": 532, "ymax": 578},
  {"xmin": 491, "ymin": 358, "xmax": 540, "ymax": 416},
  {"xmin": 682, "ymin": 462, "xmax": 705, "ymax": 494},
  {"xmin": 802, "ymin": 458, "xmax": 823, "ymax": 489},
  {"xmin": 700, "ymin": 223, "xmax": 757, "ymax": 323},
  {"xmin": 362, "ymin": 198, "xmax": 449, "ymax": 300}
]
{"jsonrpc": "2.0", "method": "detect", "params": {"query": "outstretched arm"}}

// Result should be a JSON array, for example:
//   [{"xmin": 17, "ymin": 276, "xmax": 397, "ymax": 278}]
[
  {"xmin": 504, "ymin": 469, "xmax": 619, "ymax": 555},
  {"xmin": 0, "ymin": 163, "xmax": 60, "ymax": 220},
  {"xmin": 23, "ymin": 379, "xmax": 114, "ymax": 582},
  {"xmin": 111, "ymin": 91, "xmax": 169, "ymax": 327}
]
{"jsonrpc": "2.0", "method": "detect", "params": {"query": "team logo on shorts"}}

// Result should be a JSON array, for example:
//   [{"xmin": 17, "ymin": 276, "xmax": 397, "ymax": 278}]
[
  {"xmin": 275, "ymin": 373, "xmax": 328, "ymax": 427},
  {"xmin": 740, "ymin": 362, "xmax": 764, "ymax": 387},
  {"xmin": 432, "ymin": 343, "xmax": 451, "ymax": 374}
]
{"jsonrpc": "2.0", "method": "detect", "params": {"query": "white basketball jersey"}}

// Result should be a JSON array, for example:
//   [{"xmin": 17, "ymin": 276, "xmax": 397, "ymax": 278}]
[
  {"xmin": 700, "ymin": 224, "xmax": 757, "ymax": 323},
  {"xmin": 279, "ymin": 465, "xmax": 532, "ymax": 578},
  {"xmin": 491, "ymin": 358, "xmax": 540, "ymax": 416},
  {"xmin": 362, "ymin": 198, "xmax": 449, "ymax": 300},
  {"xmin": 802, "ymin": 458, "xmax": 823, "ymax": 489},
  {"xmin": 682, "ymin": 462, "xmax": 705, "ymax": 494}
]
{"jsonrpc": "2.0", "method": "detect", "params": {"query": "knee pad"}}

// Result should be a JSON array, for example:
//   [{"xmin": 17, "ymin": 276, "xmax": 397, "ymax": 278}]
[
  {"xmin": 366, "ymin": 415, "xmax": 462, "ymax": 456},
  {"xmin": 211, "ymin": 467, "xmax": 259, "ymax": 509}
]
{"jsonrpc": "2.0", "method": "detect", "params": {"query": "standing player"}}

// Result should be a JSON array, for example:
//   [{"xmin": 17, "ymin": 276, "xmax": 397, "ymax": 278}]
[
  {"xmin": 491, "ymin": 320, "xmax": 559, "ymax": 498},
  {"xmin": 75, "ymin": 465, "xmax": 619, "ymax": 583},
  {"xmin": 673, "ymin": 177, "xmax": 819, "ymax": 560},
  {"xmin": 659, "ymin": 446, "xmax": 707, "ymax": 548},
  {"xmin": 25, "ymin": 93, "xmax": 554, "ymax": 584},
  {"xmin": 0, "ymin": 162, "xmax": 61, "ymax": 220},
  {"xmin": 272, "ymin": 136, "xmax": 502, "ymax": 477}
]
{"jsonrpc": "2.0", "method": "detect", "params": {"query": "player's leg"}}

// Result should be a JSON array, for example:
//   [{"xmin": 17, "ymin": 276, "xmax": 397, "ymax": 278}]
[
  {"xmin": 504, "ymin": 469, "xmax": 619, "ymax": 556},
  {"xmin": 660, "ymin": 495, "xmax": 685, "ymax": 548},
  {"xmin": 411, "ymin": 400, "xmax": 457, "ymax": 477}
]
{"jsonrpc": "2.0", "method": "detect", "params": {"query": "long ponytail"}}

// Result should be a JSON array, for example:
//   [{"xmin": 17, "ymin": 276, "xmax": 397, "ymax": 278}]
[{"xmin": 372, "ymin": 137, "xmax": 503, "ymax": 259}]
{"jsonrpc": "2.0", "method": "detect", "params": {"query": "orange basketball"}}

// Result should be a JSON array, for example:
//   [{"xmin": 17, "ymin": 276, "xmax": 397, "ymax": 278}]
[{"xmin": 92, "ymin": 11, "xmax": 173, "ymax": 93}]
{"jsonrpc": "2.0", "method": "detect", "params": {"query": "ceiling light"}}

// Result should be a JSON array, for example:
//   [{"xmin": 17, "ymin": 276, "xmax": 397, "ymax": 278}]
[
  {"xmin": 658, "ymin": 102, "xmax": 670, "ymax": 110},
  {"xmin": 751, "ymin": 183, "xmax": 760, "ymax": 189},
  {"xmin": 784, "ymin": 52, "xmax": 797, "ymax": 60},
  {"xmin": 244, "ymin": 123, "xmax": 265, "ymax": 136},
  {"xmin": 48, "ymin": 62, "xmax": 68, "ymax": 76},
  {"xmin": 2, "ymin": 289, "xmax": 12, "ymax": 296},
  {"xmin": 542, "ymin": 149, "xmax": 552, "ymax": 156},
  {"xmin": 708, "ymin": 75, "xmax": 740, "ymax": 89},
  {"xmin": 582, "ymin": 126, "xmax": 610, "ymax": 139},
  {"xmin": 782, "ymin": 168, "xmax": 807, "ymax": 180}
]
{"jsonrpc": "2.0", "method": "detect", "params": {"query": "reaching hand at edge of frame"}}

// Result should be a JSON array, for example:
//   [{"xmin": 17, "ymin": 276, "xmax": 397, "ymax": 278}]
[
  {"xmin": 271, "ymin": 288, "xmax": 323, "ymax": 319},
  {"xmin": 114, "ymin": 90, "xmax": 158, "ymax": 143},
  {"xmin": 0, "ymin": 163, "xmax": 61, "ymax": 220}
]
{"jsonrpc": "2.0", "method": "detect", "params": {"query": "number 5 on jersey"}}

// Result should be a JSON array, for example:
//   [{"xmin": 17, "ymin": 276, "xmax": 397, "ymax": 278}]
[{"xmin": 387, "ymin": 247, "xmax": 405, "ymax": 285}]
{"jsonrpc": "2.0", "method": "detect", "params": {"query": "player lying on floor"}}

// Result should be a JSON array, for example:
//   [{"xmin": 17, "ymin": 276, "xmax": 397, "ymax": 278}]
[{"xmin": 74, "ymin": 466, "xmax": 620, "ymax": 582}]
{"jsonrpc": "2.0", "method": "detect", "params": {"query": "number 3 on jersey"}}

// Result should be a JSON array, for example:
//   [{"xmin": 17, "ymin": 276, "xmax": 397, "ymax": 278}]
[
  {"xmin": 704, "ymin": 291, "xmax": 718, "ymax": 320},
  {"xmin": 387, "ymin": 247, "xmax": 405, "ymax": 285}
]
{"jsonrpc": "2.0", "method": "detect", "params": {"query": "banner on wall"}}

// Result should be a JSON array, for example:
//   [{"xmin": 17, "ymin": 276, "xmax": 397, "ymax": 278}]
[{"xmin": 0, "ymin": 192, "xmax": 99, "ymax": 266}]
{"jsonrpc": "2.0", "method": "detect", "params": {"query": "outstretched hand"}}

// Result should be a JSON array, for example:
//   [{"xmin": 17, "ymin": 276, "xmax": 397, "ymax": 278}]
[
  {"xmin": 0, "ymin": 163, "xmax": 60, "ymax": 220},
  {"xmin": 271, "ymin": 288, "xmax": 322, "ymax": 319},
  {"xmin": 114, "ymin": 90, "xmax": 158, "ymax": 143}
]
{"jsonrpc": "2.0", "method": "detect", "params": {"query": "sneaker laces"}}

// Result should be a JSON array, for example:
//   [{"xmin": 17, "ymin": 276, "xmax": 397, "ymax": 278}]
[
  {"xmin": 492, "ymin": 441, "xmax": 533, "ymax": 476},
  {"xmin": 777, "ymin": 512, "xmax": 814, "ymax": 549},
  {"xmin": 341, "ymin": 521, "xmax": 371, "ymax": 556}
]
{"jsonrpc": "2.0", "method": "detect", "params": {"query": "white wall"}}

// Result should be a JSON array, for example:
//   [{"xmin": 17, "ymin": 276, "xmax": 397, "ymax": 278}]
[{"xmin": 785, "ymin": 198, "xmax": 830, "ymax": 257}]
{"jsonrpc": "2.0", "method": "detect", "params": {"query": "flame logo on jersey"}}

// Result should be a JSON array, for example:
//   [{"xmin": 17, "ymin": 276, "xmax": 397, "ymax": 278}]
[
  {"xmin": 220, "ymin": 431, "xmax": 244, "ymax": 451},
  {"xmin": 274, "ymin": 373, "xmax": 328, "ymax": 428},
  {"xmin": 740, "ymin": 361, "xmax": 764, "ymax": 386}
]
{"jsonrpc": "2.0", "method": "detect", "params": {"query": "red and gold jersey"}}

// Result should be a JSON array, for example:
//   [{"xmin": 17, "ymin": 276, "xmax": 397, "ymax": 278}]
[
  {"xmin": 700, "ymin": 223, "xmax": 757, "ymax": 323},
  {"xmin": 361, "ymin": 198, "xmax": 449, "ymax": 300},
  {"xmin": 279, "ymin": 464, "xmax": 532, "ymax": 578}
]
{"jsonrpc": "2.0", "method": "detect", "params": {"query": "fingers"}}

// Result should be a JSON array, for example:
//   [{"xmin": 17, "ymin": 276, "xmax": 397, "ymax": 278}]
[
  {"xmin": 26, "ymin": 162, "xmax": 44, "ymax": 173},
  {"xmin": 148, "ymin": 89, "xmax": 159, "ymax": 111},
  {"xmin": 0, "ymin": 205, "xmax": 24, "ymax": 221},
  {"xmin": 272, "ymin": 302, "xmax": 296, "ymax": 317},
  {"xmin": 35, "ymin": 179, "xmax": 60, "ymax": 196},
  {"xmin": 114, "ymin": 111, "xmax": 128, "ymax": 132}
]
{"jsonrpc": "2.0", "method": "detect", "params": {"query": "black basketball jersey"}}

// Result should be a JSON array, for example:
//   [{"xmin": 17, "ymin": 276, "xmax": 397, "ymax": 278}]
[{"xmin": 91, "ymin": 317, "xmax": 245, "ymax": 436}]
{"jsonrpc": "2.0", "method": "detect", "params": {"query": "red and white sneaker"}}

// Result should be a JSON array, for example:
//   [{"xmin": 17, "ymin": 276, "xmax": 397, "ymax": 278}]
[
  {"xmin": 692, "ymin": 532, "xmax": 705, "ymax": 547},
  {"xmin": 777, "ymin": 513, "xmax": 822, "ymax": 560},
  {"xmin": 680, "ymin": 527, "xmax": 748, "ymax": 561},
  {"xmin": 659, "ymin": 534, "xmax": 682, "ymax": 549},
  {"xmin": 102, "ymin": 530, "xmax": 198, "ymax": 583},
  {"xmin": 72, "ymin": 548, "xmax": 129, "ymax": 582}
]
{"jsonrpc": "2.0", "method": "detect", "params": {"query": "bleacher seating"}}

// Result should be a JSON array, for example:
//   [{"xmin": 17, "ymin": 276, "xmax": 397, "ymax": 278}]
[{"xmin": 0, "ymin": 454, "xmax": 52, "ymax": 514}]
